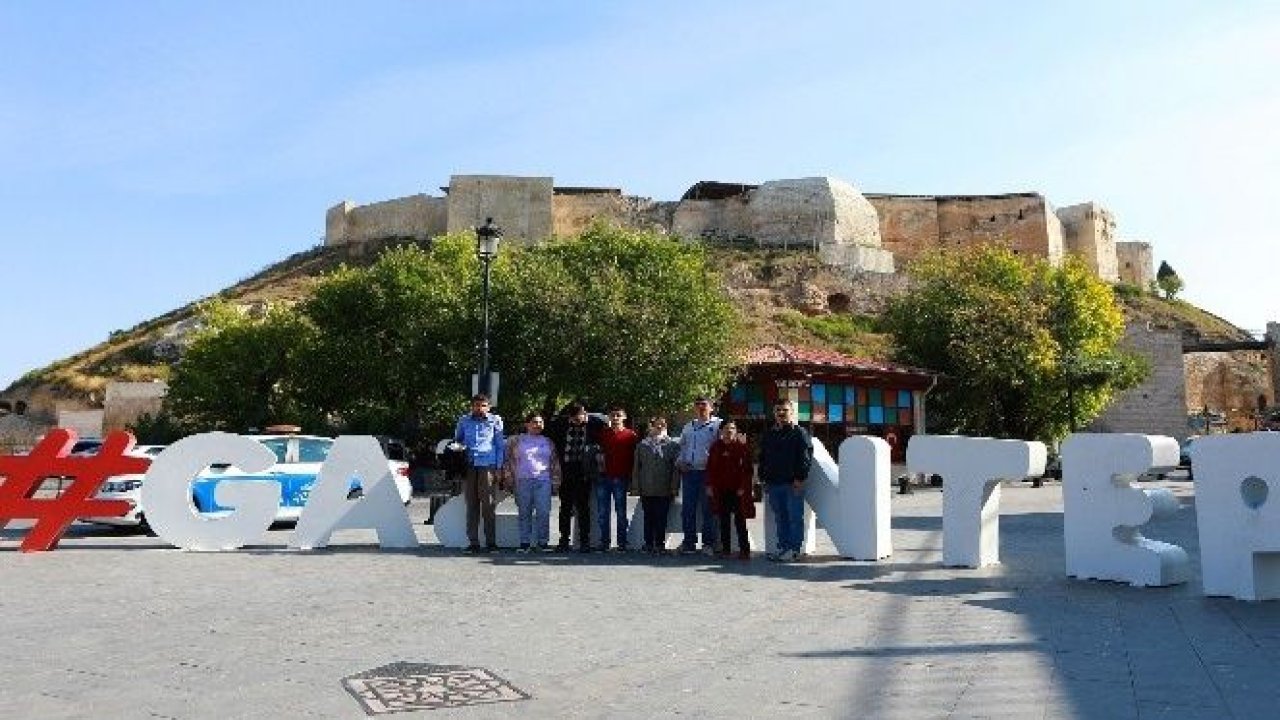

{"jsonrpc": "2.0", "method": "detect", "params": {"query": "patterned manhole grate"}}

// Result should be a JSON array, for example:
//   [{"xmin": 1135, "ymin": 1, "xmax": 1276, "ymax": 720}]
[{"xmin": 342, "ymin": 662, "xmax": 530, "ymax": 715}]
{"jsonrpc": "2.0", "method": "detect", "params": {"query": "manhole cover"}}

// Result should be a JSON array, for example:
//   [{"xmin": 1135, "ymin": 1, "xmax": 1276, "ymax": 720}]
[{"xmin": 342, "ymin": 662, "xmax": 530, "ymax": 715}]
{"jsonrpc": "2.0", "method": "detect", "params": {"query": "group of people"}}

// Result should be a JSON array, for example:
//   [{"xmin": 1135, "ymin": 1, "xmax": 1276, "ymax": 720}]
[{"xmin": 451, "ymin": 393, "xmax": 814, "ymax": 562}]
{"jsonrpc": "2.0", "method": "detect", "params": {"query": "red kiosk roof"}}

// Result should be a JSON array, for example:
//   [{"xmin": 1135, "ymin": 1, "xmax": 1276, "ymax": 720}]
[{"xmin": 745, "ymin": 343, "xmax": 937, "ymax": 379}]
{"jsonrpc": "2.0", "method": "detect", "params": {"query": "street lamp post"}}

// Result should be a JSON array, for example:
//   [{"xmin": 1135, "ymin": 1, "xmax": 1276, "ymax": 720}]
[{"xmin": 475, "ymin": 217, "xmax": 502, "ymax": 397}]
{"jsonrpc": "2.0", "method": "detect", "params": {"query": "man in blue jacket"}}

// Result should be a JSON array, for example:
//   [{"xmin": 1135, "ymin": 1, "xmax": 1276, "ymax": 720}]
[
  {"xmin": 759, "ymin": 399, "xmax": 812, "ymax": 562},
  {"xmin": 453, "ymin": 393, "xmax": 505, "ymax": 552}
]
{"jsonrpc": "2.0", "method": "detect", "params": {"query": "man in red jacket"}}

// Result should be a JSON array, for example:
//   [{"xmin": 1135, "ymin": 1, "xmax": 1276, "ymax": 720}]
[{"xmin": 597, "ymin": 406, "xmax": 640, "ymax": 551}]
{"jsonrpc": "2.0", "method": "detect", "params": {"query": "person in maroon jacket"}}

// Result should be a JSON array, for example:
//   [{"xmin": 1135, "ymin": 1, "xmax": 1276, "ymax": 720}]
[
  {"xmin": 705, "ymin": 421, "xmax": 754, "ymax": 559},
  {"xmin": 596, "ymin": 406, "xmax": 640, "ymax": 551}
]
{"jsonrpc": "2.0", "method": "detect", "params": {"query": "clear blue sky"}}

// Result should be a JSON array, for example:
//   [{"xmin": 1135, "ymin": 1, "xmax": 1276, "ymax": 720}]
[{"xmin": 3, "ymin": 1, "xmax": 1277, "ymax": 388}]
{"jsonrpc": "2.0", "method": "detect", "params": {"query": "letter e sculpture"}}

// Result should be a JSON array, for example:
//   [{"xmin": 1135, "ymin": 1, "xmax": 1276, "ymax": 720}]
[{"xmin": 1061, "ymin": 433, "xmax": 1188, "ymax": 587}]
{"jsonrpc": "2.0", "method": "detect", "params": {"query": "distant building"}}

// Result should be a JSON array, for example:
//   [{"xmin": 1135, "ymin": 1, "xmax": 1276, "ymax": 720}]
[{"xmin": 720, "ymin": 344, "xmax": 938, "ymax": 461}]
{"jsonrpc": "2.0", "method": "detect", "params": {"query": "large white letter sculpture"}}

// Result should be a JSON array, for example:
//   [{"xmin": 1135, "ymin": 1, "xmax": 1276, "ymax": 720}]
[
  {"xmin": 801, "ymin": 436, "xmax": 892, "ymax": 560},
  {"xmin": 291, "ymin": 436, "xmax": 418, "ymax": 550},
  {"xmin": 1192, "ymin": 433, "xmax": 1280, "ymax": 600},
  {"xmin": 907, "ymin": 435, "xmax": 1045, "ymax": 567},
  {"xmin": 142, "ymin": 432, "xmax": 280, "ymax": 551},
  {"xmin": 1061, "ymin": 433, "xmax": 1187, "ymax": 587},
  {"xmin": 433, "ymin": 494, "xmax": 521, "ymax": 549}
]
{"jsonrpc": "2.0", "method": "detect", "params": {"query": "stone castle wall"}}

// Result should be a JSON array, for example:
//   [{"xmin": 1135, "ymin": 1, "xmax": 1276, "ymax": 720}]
[
  {"xmin": 1185, "ymin": 350, "xmax": 1272, "ymax": 417},
  {"xmin": 1057, "ymin": 203, "xmax": 1119, "ymax": 282},
  {"xmin": 552, "ymin": 190, "xmax": 627, "ymax": 237},
  {"xmin": 1088, "ymin": 323, "xmax": 1188, "ymax": 438},
  {"xmin": 672, "ymin": 196, "xmax": 754, "ymax": 242},
  {"xmin": 445, "ymin": 175, "xmax": 554, "ymax": 245},
  {"xmin": 325, "ymin": 195, "xmax": 446, "ymax": 246},
  {"xmin": 323, "ymin": 174, "xmax": 1133, "ymax": 284},
  {"xmin": 865, "ymin": 194, "xmax": 1063, "ymax": 267},
  {"xmin": 1116, "ymin": 241, "xmax": 1155, "ymax": 287},
  {"xmin": 103, "ymin": 381, "xmax": 168, "ymax": 432}
]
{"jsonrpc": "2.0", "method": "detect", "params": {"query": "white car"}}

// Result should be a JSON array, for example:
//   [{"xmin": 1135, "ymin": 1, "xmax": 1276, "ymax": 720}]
[
  {"xmin": 89, "ymin": 435, "xmax": 412, "ymax": 529},
  {"xmin": 83, "ymin": 445, "xmax": 168, "ymax": 530}
]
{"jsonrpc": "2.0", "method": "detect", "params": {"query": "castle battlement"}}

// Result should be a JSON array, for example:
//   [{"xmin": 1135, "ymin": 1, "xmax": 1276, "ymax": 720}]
[{"xmin": 325, "ymin": 174, "xmax": 1154, "ymax": 285}]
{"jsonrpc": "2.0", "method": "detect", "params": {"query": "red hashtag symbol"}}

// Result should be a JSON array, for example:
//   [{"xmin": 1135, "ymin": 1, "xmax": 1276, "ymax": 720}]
[{"xmin": 0, "ymin": 428, "xmax": 150, "ymax": 552}]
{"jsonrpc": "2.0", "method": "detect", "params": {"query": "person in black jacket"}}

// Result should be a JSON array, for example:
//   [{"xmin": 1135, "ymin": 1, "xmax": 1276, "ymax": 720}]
[
  {"xmin": 758, "ymin": 399, "xmax": 813, "ymax": 562},
  {"xmin": 546, "ymin": 402, "xmax": 603, "ymax": 552}
]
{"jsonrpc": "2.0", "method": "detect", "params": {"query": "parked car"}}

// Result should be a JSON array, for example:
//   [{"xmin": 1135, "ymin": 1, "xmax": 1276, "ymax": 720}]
[
  {"xmin": 87, "ymin": 435, "xmax": 412, "ymax": 529},
  {"xmin": 190, "ymin": 434, "xmax": 413, "ymax": 522},
  {"xmin": 69, "ymin": 438, "xmax": 105, "ymax": 456},
  {"xmin": 82, "ymin": 445, "xmax": 168, "ymax": 531}
]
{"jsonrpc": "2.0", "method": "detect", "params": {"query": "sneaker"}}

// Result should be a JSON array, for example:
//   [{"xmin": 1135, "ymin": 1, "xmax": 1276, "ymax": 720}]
[
  {"xmin": 464, "ymin": 544, "xmax": 481, "ymax": 554},
  {"xmin": 715, "ymin": 549, "xmax": 731, "ymax": 558},
  {"xmin": 616, "ymin": 544, "xmax": 629, "ymax": 553},
  {"xmin": 737, "ymin": 549, "xmax": 751, "ymax": 561},
  {"xmin": 640, "ymin": 544, "xmax": 654, "ymax": 554},
  {"xmin": 779, "ymin": 549, "xmax": 797, "ymax": 562},
  {"xmin": 597, "ymin": 543, "xmax": 610, "ymax": 553},
  {"xmin": 702, "ymin": 545, "xmax": 717, "ymax": 556},
  {"xmin": 555, "ymin": 542, "xmax": 570, "ymax": 553},
  {"xmin": 485, "ymin": 544, "xmax": 499, "ymax": 553},
  {"xmin": 765, "ymin": 551, "xmax": 781, "ymax": 562},
  {"xmin": 517, "ymin": 544, "xmax": 531, "ymax": 554}
]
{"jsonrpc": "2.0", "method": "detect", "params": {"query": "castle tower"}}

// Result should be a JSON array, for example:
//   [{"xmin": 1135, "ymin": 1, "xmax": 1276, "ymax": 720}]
[
  {"xmin": 1116, "ymin": 241, "xmax": 1155, "ymax": 287},
  {"xmin": 1057, "ymin": 202, "xmax": 1120, "ymax": 282}
]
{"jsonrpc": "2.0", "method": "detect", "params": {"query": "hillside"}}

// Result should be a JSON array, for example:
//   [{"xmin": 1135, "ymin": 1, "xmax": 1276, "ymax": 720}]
[{"xmin": 0, "ymin": 241, "xmax": 1254, "ymax": 414}]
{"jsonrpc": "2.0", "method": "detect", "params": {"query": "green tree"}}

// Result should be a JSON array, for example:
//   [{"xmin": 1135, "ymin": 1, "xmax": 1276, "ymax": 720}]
[
  {"xmin": 165, "ymin": 300, "xmax": 313, "ymax": 432},
  {"xmin": 127, "ymin": 411, "xmax": 188, "ymax": 445},
  {"xmin": 165, "ymin": 225, "xmax": 744, "ymax": 442},
  {"xmin": 490, "ymin": 223, "xmax": 744, "ymax": 418},
  {"xmin": 292, "ymin": 238, "xmax": 477, "ymax": 438},
  {"xmin": 886, "ymin": 246, "xmax": 1146, "ymax": 443},
  {"xmin": 1156, "ymin": 260, "xmax": 1184, "ymax": 299}
]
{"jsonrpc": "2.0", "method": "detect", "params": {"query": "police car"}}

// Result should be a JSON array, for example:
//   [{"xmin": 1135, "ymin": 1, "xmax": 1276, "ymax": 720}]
[
  {"xmin": 190, "ymin": 433, "xmax": 412, "ymax": 521},
  {"xmin": 82, "ymin": 444, "xmax": 168, "ymax": 530},
  {"xmin": 89, "ymin": 434, "xmax": 411, "ymax": 529}
]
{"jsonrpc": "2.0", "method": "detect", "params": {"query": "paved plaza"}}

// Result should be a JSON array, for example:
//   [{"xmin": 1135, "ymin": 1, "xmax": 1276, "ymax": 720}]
[{"xmin": 3, "ymin": 476, "xmax": 1280, "ymax": 719}]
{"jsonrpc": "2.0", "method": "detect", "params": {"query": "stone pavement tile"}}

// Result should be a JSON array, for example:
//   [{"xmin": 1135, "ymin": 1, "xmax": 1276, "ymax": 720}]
[
  {"xmin": 1126, "ymin": 646, "xmax": 1206, "ymax": 677},
  {"xmin": 1052, "ymin": 649, "xmax": 1130, "ymax": 682},
  {"xmin": 1040, "ymin": 679, "xmax": 1138, "ymax": 720},
  {"xmin": 1135, "ymin": 701, "xmax": 1232, "ymax": 720},
  {"xmin": 1202, "ymin": 662, "xmax": 1280, "ymax": 719},
  {"xmin": 950, "ymin": 681, "xmax": 1054, "ymax": 719},
  {"xmin": 1131, "ymin": 677, "xmax": 1224, "ymax": 710},
  {"xmin": 0, "ymin": 693, "xmax": 86, "ymax": 720}
]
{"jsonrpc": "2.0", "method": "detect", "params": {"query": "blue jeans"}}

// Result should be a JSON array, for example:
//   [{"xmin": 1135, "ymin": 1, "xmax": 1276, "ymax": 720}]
[
  {"xmin": 767, "ymin": 482, "xmax": 806, "ymax": 553},
  {"xmin": 595, "ymin": 476, "xmax": 629, "ymax": 548},
  {"xmin": 681, "ymin": 469, "xmax": 718, "ymax": 549},
  {"xmin": 515, "ymin": 476, "xmax": 552, "ymax": 546}
]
